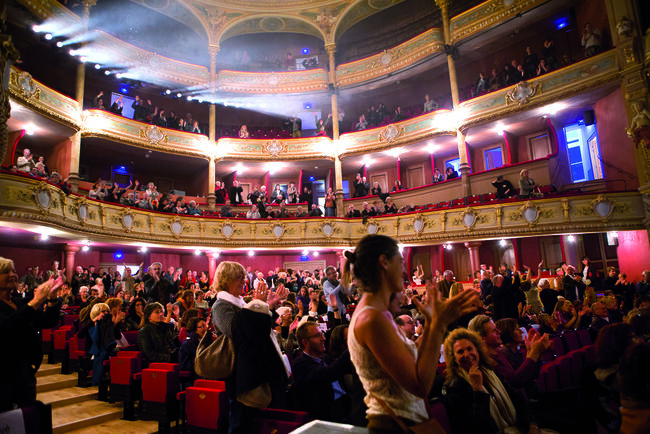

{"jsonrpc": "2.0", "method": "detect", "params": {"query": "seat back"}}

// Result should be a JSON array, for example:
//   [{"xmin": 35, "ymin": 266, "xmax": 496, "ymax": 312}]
[
  {"xmin": 539, "ymin": 363, "xmax": 558, "ymax": 391},
  {"xmin": 193, "ymin": 379, "xmax": 226, "ymax": 390},
  {"xmin": 53, "ymin": 326, "xmax": 74, "ymax": 350},
  {"xmin": 148, "ymin": 363, "xmax": 180, "ymax": 373},
  {"xmin": 185, "ymin": 387, "xmax": 228, "ymax": 430},
  {"xmin": 62, "ymin": 314, "xmax": 79, "ymax": 327},
  {"xmin": 110, "ymin": 357, "xmax": 137, "ymax": 385},
  {"xmin": 577, "ymin": 329, "xmax": 592, "ymax": 347},
  {"xmin": 122, "ymin": 330, "xmax": 139, "ymax": 346},
  {"xmin": 556, "ymin": 356, "xmax": 572, "ymax": 389},
  {"xmin": 564, "ymin": 331, "xmax": 580, "ymax": 352},
  {"xmin": 552, "ymin": 335, "xmax": 566, "ymax": 357},
  {"xmin": 430, "ymin": 401, "xmax": 452, "ymax": 434},
  {"xmin": 115, "ymin": 351, "xmax": 142, "ymax": 372},
  {"xmin": 141, "ymin": 369, "xmax": 179, "ymax": 403}
]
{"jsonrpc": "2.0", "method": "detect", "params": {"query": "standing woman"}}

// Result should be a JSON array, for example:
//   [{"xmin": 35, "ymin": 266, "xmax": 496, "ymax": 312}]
[
  {"xmin": 344, "ymin": 235, "xmax": 477, "ymax": 431},
  {"xmin": 211, "ymin": 261, "xmax": 287, "ymax": 433},
  {"xmin": 325, "ymin": 187, "xmax": 336, "ymax": 217},
  {"xmin": 519, "ymin": 169, "xmax": 537, "ymax": 199},
  {"xmin": 0, "ymin": 257, "xmax": 65, "ymax": 411}
]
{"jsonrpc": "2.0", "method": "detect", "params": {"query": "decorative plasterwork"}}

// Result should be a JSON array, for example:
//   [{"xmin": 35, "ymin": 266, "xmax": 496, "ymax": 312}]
[
  {"xmin": 411, "ymin": 215, "xmax": 426, "ymax": 235},
  {"xmin": 118, "ymin": 208, "xmax": 135, "ymax": 232},
  {"xmin": 10, "ymin": 71, "xmax": 40, "ymax": 100},
  {"xmin": 363, "ymin": 218, "xmax": 381, "ymax": 235},
  {"xmin": 218, "ymin": 220, "xmax": 236, "ymax": 240},
  {"xmin": 460, "ymin": 207, "xmax": 479, "ymax": 231},
  {"xmin": 32, "ymin": 182, "xmax": 53, "ymax": 212},
  {"xmin": 73, "ymin": 196, "xmax": 89, "ymax": 224},
  {"xmin": 519, "ymin": 201, "xmax": 541, "ymax": 226},
  {"xmin": 264, "ymin": 140, "xmax": 285, "ymax": 157},
  {"xmin": 168, "ymin": 216, "xmax": 184, "ymax": 238},
  {"xmin": 378, "ymin": 124, "xmax": 405, "ymax": 143},
  {"xmin": 318, "ymin": 220, "xmax": 336, "ymax": 238},
  {"xmin": 505, "ymin": 81, "xmax": 541, "ymax": 106},
  {"xmin": 140, "ymin": 125, "xmax": 169, "ymax": 146},
  {"xmin": 591, "ymin": 195, "xmax": 614, "ymax": 221}
]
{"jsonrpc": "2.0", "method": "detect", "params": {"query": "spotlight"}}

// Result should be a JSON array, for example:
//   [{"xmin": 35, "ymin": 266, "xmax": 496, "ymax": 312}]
[
  {"xmin": 80, "ymin": 56, "xmax": 88, "ymax": 63},
  {"xmin": 25, "ymin": 126, "xmax": 35, "ymax": 136},
  {"xmin": 40, "ymin": 234, "xmax": 49, "ymax": 241},
  {"xmin": 56, "ymin": 41, "xmax": 63, "ymax": 48},
  {"xmin": 445, "ymin": 244, "xmax": 453, "ymax": 250},
  {"xmin": 194, "ymin": 249, "xmax": 202, "ymax": 256},
  {"xmin": 499, "ymin": 239, "xmax": 507, "ymax": 247},
  {"xmin": 302, "ymin": 48, "xmax": 310, "ymax": 55},
  {"xmin": 186, "ymin": 96, "xmax": 192, "ymax": 101},
  {"xmin": 114, "ymin": 251, "xmax": 124, "ymax": 260},
  {"xmin": 138, "ymin": 246, "xmax": 148, "ymax": 253},
  {"xmin": 248, "ymin": 250, "xmax": 255, "ymax": 257},
  {"xmin": 116, "ymin": 73, "xmax": 124, "ymax": 78},
  {"xmin": 313, "ymin": 251, "xmax": 319, "ymax": 257},
  {"xmin": 69, "ymin": 49, "xmax": 77, "ymax": 56},
  {"xmin": 176, "ymin": 92, "xmax": 182, "ymax": 98},
  {"xmin": 308, "ymin": 176, "xmax": 315, "ymax": 182},
  {"xmin": 104, "ymin": 70, "xmax": 111, "ymax": 75},
  {"xmin": 567, "ymin": 235, "xmax": 576, "ymax": 243},
  {"xmin": 94, "ymin": 64, "xmax": 101, "ymax": 70},
  {"xmin": 302, "ymin": 249, "xmax": 309, "ymax": 256},
  {"xmin": 32, "ymin": 24, "xmax": 42, "ymax": 32},
  {"xmin": 165, "ymin": 89, "xmax": 171, "ymax": 95},
  {"xmin": 304, "ymin": 102, "xmax": 312, "ymax": 109},
  {"xmin": 82, "ymin": 245, "xmax": 90, "ymax": 252},
  {"xmin": 44, "ymin": 33, "xmax": 53, "ymax": 40}
]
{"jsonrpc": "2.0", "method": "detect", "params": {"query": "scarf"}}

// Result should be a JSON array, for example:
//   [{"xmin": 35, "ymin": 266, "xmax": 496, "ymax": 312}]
[{"xmin": 459, "ymin": 366, "xmax": 517, "ymax": 431}]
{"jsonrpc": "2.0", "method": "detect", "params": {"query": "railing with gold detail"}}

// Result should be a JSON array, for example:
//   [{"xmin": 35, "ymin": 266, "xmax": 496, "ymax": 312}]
[
  {"xmin": 216, "ymin": 69, "xmax": 328, "ymax": 94},
  {"xmin": 1, "ymin": 173, "xmax": 644, "ymax": 249}
]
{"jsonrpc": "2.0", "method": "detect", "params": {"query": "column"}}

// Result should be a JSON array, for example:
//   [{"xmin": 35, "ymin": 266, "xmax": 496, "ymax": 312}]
[
  {"xmin": 207, "ymin": 251, "xmax": 220, "ymax": 283},
  {"xmin": 65, "ymin": 244, "xmax": 79, "ymax": 283},
  {"xmin": 464, "ymin": 242, "xmax": 481, "ymax": 276},
  {"xmin": 325, "ymin": 44, "xmax": 340, "ymax": 139},
  {"xmin": 0, "ymin": 4, "xmax": 20, "ymax": 165},
  {"xmin": 69, "ymin": 0, "xmax": 95, "ymax": 193},
  {"xmin": 207, "ymin": 157, "xmax": 216, "ymax": 209},
  {"xmin": 396, "ymin": 157, "xmax": 401, "ymax": 182},
  {"xmin": 334, "ymin": 155, "xmax": 344, "ymax": 217},
  {"xmin": 435, "ymin": 0, "xmax": 471, "ymax": 197}
]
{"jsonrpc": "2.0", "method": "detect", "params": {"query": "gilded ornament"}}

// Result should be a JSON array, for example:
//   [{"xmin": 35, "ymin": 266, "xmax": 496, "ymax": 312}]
[
  {"xmin": 505, "ymin": 81, "xmax": 541, "ymax": 105},
  {"xmin": 118, "ymin": 208, "xmax": 135, "ymax": 232},
  {"xmin": 139, "ymin": 125, "xmax": 168, "ymax": 145},
  {"xmin": 378, "ymin": 124, "xmax": 404, "ymax": 143},
  {"xmin": 364, "ymin": 218, "xmax": 381, "ymax": 235},
  {"xmin": 264, "ymin": 140, "xmax": 285, "ymax": 157},
  {"xmin": 31, "ymin": 182, "xmax": 52, "ymax": 212},
  {"xmin": 74, "ymin": 197, "xmax": 89, "ymax": 224},
  {"xmin": 591, "ymin": 195, "xmax": 614, "ymax": 220},
  {"xmin": 518, "ymin": 201, "xmax": 541, "ymax": 226},
  {"xmin": 11, "ymin": 71, "xmax": 41, "ymax": 100}
]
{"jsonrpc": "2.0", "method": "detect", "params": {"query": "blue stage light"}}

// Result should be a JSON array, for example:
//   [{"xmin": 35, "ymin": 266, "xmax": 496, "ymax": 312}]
[
  {"xmin": 308, "ymin": 176, "xmax": 315, "ymax": 182},
  {"xmin": 304, "ymin": 102, "xmax": 312, "ymax": 109},
  {"xmin": 302, "ymin": 48, "xmax": 310, "ymax": 55},
  {"xmin": 554, "ymin": 17, "xmax": 569, "ymax": 30},
  {"xmin": 114, "ymin": 251, "xmax": 124, "ymax": 260}
]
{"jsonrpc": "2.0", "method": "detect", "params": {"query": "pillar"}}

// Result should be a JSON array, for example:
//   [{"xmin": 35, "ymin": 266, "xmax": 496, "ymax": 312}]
[
  {"xmin": 334, "ymin": 155, "xmax": 344, "ymax": 217},
  {"xmin": 464, "ymin": 242, "xmax": 482, "ymax": 276},
  {"xmin": 325, "ymin": 44, "xmax": 340, "ymax": 139},
  {"xmin": 207, "ymin": 157, "xmax": 216, "ymax": 209},
  {"xmin": 435, "ymin": 0, "xmax": 471, "ymax": 197},
  {"xmin": 0, "ymin": 4, "xmax": 20, "ymax": 167},
  {"xmin": 69, "ymin": 0, "xmax": 95, "ymax": 193},
  {"xmin": 208, "ymin": 251, "xmax": 220, "ymax": 283},
  {"xmin": 396, "ymin": 157, "xmax": 401, "ymax": 182},
  {"xmin": 65, "ymin": 244, "xmax": 79, "ymax": 283}
]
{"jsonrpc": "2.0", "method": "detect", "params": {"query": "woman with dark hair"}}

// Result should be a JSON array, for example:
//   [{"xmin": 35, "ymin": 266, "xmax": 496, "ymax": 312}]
[
  {"xmin": 179, "ymin": 317, "xmax": 208, "ymax": 384},
  {"xmin": 174, "ymin": 289, "xmax": 195, "ymax": 317},
  {"xmin": 178, "ymin": 308, "xmax": 201, "ymax": 343},
  {"xmin": 443, "ymin": 328, "xmax": 537, "ymax": 434},
  {"xmin": 579, "ymin": 323, "xmax": 640, "ymax": 433},
  {"xmin": 297, "ymin": 286, "xmax": 310, "ymax": 314},
  {"xmin": 198, "ymin": 271, "xmax": 210, "ymax": 291},
  {"xmin": 125, "ymin": 297, "xmax": 146, "ymax": 330},
  {"xmin": 137, "ymin": 302, "xmax": 179, "ymax": 363},
  {"xmin": 345, "ymin": 234, "xmax": 477, "ymax": 431}
]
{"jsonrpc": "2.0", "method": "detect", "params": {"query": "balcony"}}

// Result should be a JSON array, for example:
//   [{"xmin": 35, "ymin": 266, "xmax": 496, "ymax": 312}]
[{"xmin": 1, "ymin": 172, "xmax": 644, "ymax": 249}]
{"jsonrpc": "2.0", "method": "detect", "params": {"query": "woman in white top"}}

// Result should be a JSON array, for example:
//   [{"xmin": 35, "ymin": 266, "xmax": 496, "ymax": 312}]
[{"xmin": 344, "ymin": 234, "xmax": 477, "ymax": 431}]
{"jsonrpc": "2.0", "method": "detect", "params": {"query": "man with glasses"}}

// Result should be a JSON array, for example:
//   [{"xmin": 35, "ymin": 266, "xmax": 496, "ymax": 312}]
[{"xmin": 290, "ymin": 321, "xmax": 354, "ymax": 422}]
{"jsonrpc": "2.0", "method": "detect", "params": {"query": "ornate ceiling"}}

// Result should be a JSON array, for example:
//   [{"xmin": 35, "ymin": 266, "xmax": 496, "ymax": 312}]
[{"xmin": 131, "ymin": 0, "xmax": 407, "ymax": 47}]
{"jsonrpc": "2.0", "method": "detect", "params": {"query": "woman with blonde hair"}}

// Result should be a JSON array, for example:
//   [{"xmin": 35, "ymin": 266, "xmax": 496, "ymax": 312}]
[
  {"xmin": 344, "ymin": 235, "xmax": 477, "ymax": 431},
  {"xmin": 519, "ymin": 169, "xmax": 537, "ymax": 199},
  {"xmin": 443, "ymin": 328, "xmax": 538, "ymax": 434}
]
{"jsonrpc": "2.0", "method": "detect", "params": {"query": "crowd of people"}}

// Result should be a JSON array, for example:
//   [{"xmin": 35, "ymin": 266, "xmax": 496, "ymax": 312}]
[
  {"xmin": 3, "ymin": 237, "xmax": 649, "ymax": 432},
  {"xmin": 10, "ymin": 148, "xmax": 72, "ymax": 194}
]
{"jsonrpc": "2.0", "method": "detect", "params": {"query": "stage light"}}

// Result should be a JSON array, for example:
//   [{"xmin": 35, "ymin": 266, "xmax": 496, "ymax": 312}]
[
  {"xmin": 445, "ymin": 244, "xmax": 453, "ymax": 250},
  {"xmin": 554, "ymin": 17, "xmax": 569, "ymax": 30},
  {"xmin": 194, "ymin": 249, "xmax": 202, "ymax": 256},
  {"xmin": 44, "ymin": 33, "xmax": 53, "ymax": 40},
  {"xmin": 56, "ymin": 41, "xmax": 63, "ymax": 48},
  {"xmin": 248, "ymin": 250, "xmax": 255, "ymax": 257},
  {"xmin": 302, "ymin": 48, "xmax": 310, "ymax": 55},
  {"xmin": 25, "ymin": 126, "xmax": 35, "ymax": 136},
  {"xmin": 119, "ymin": 85, "xmax": 129, "ymax": 94},
  {"xmin": 138, "ymin": 246, "xmax": 148, "ymax": 253},
  {"xmin": 499, "ymin": 239, "xmax": 507, "ymax": 247},
  {"xmin": 308, "ymin": 176, "xmax": 315, "ymax": 182},
  {"xmin": 94, "ymin": 64, "xmax": 101, "ymax": 70},
  {"xmin": 40, "ymin": 234, "xmax": 49, "ymax": 241},
  {"xmin": 69, "ymin": 49, "xmax": 77, "ymax": 56},
  {"xmin": 82, "ymin": 245, "xmax": 90, "ymax": 252},
  {"xmin": 302, "ymin": 249, "xmax": 309, "ymax": 256},
  {"xmin": 176, "ymin": 92, "xmax": 182, "ymax": 98},
  {"xmin": 32, "ymin": 25, "xmax": 42, "ymax": 32},
  {"xmin": 186, "ymin": 96, "xmax": 192, "ymax": 101},
  {"xmin": 80, "ymin": 56, "xmax": 87, "ymax": 63},
  {"xmin": 104, "ymin": 70, "xmax": 111, "ymax": 75},
  {"xmin": 304, "ymin": 102, "xmax": 312, "ymax": 109},
  {"xmin": 567, "ymin": 235, "xmax": 576, "ymax": 243},
  {"xmin": 165, "ymin": 89, "xmax": 171, "ymax": 95},
  {"xmin": 313, "ymin": 251, "xmax": 319, "ymax": 257},
  {"xmin": 114, "ymin": 251, "xmax": 124, "ymax": 260}
]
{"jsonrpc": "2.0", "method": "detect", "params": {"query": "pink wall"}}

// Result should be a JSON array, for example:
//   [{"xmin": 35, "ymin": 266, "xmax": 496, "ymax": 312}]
[
  {"xmin": 593, "ymin": 88, "xmax": 639, "ymax": 189},
  {"xmin": 215, "ymin": 252, "xmax": 339, "ymax": 273},
  {"xmin": 0, "ymin": 246, "xmax": 64, "ymax": 276},
  {"xmin": 49, "ymin": 139, "xmax": 72, "ymax": 178},
  {"xmin": 617, "ymin": 230, "xmax": 650, "ymax": 280}
]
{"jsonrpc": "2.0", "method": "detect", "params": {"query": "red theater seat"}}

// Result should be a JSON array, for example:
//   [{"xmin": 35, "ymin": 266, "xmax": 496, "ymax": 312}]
[
  {"xmin": 140, "ymin": 365, "xmax": 181, "ymax": 433},
  {"xmin": 183, "ymin": 386, "xmax": 229, "ymax": 433}
]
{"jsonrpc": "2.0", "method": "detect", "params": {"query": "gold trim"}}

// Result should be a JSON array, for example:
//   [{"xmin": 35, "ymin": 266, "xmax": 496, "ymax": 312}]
[
  {"xmin": 10, "ymin": 71, "xmax": 41, "ymax": 100},
  {"xmin": 318, "ymin": 220, "xmax": 336, "ymax": 238},
  {"xmin": 505, "ymin": 81, "xmax": 542, "ymax": 106},
  {"xmin": 168, "ymin": 216, "xmax": 184, "ymax": 238},
  {"xmin": 31, "ymin": 182, "xmax": 52, "ymax": 213},
  {"xmin": 118, "ymin": 208, "xmax": 135, "ymax": 232},
  {"xmin": 519, "ymin": 201, "xmax": 541, "ymax": 226},
  {"xmin": 591, "ymin": 195, "xmax": 614, "ymax": 221},
  {"xmin": 217, "ymin": 220, "xmax": 236, "ymax": 240},
  {"xmin": 73, "ymin": 196, "xmax": 90, "ymax": 224},
  {"xmin": 459, "ymin": 207, "xmax": 479, "ymax": 231}
]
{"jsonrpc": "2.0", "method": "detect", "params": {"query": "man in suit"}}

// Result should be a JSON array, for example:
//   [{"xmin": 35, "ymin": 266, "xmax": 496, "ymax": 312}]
[
  {"xmin": 563, "ymin": 265, "xmax": 586, "ymax": 302},
  {"xmin": 229, "ymin": 180, "xmax": 243, "ymax": 205},
  {"xmin": 290, "ymin": 321, "xmax": 354, "ymax": 422},
  {"xmin": 589, "ymin": 302, "xmax": 610, "ymax": 341},
  {"xmin": 580, "ymin": 256, "xmax": 599, "ymax": 289}
]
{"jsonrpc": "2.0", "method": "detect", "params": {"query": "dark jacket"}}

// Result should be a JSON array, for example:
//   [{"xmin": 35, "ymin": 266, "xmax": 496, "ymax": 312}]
[
  {"xmin": 142, "ymin": 275, "xmax": 174, "ymax": 306},
  {"xmin": 137, "ymin": 321, "xmax": 179, "ymax": 363},
  {"xmin": 492, "ymin": 275, "xmax": 521, "ymax": 320},
  {"xmin": 563, "ymin": 275, "xmax": 586, "ymax": 302},
  {"xmin": 229, "ymin": 186, "xmax": 243, "ymax": 205},
  {"xmin": 445, "ymin": 375, "xmax": 533, "ymax": 434},
  {"xmin": 231, "ymin": 308, "xmax": 287, "ymax": 402},
  {"xmin": 291, "ymin": 349, "xmax": 354, "ymax": 422}
]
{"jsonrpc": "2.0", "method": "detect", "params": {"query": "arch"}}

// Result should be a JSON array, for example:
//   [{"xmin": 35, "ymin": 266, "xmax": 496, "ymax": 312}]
[{"xmin": 218, "ymin": 14, "xmax": 327, "ymax": 45}]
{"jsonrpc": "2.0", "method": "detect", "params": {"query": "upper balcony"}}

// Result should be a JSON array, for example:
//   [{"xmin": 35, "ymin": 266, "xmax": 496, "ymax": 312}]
[{"xmin": 8, "ymin": 49, "xmax": 621, "ymax": 163}]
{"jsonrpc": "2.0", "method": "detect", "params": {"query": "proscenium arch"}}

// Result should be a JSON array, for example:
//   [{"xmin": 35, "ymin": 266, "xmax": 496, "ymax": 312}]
[{"xmin": 333, "ymin": 0, "xmax": 407, "ymax": 44}]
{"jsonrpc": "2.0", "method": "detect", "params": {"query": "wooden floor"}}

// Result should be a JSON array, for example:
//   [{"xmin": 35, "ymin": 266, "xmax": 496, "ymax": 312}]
[{"xmin": 36, "ymin": 363, "xmax": 159, "ymax": 434}]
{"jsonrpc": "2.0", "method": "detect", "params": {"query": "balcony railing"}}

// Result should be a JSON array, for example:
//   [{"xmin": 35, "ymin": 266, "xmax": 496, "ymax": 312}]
[{"xmin": 1, "ymin": 173, "xmax": 644, "ymax": 249}]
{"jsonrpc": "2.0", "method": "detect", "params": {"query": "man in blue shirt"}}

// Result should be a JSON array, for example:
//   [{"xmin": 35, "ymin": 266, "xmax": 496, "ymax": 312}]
[{"xmin": 323, "ymin": 266, "xmax": 349, "ymax": 325}]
